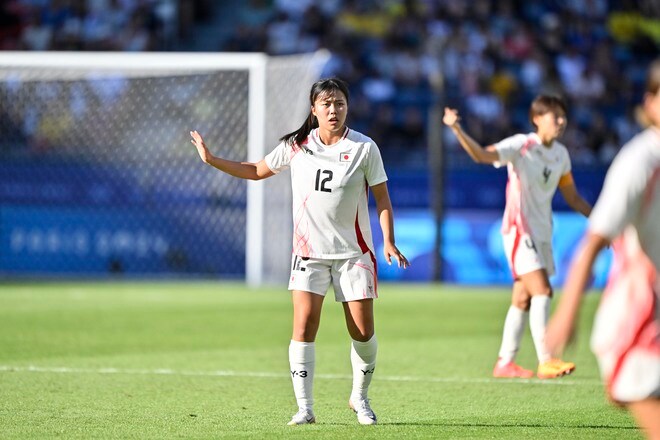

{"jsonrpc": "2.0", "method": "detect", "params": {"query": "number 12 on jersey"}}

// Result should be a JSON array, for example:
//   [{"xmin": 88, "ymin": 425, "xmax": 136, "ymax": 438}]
[{"xmin": 315, "ymin": 169, "xmax": 333, "ymax": 192}]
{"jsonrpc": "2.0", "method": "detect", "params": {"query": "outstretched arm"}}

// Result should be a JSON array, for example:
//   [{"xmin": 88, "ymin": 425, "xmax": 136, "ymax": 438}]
[
  {"xmin": 559, "ymin": 175, "xmax": 592, "ymax": 217},
  {"xmin": 442, "ymin": 108, "xmax": 500, "ymax": 164},
  {"xmin": 190, "ymin": 130, "xmax": 274, "ymax": 180},
  {"xmin": 371, "ymin": 182, "xmax": 409, "ymax": 269},
  {"xmin": 546, "ymin": 233, "xmax": 608, "ymax": 355}
]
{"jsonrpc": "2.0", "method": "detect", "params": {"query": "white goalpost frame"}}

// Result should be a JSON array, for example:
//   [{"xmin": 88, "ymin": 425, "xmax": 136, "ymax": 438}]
[{"xmin": 0, "ymin": 51, "xmax": 329, "ymax": 286}]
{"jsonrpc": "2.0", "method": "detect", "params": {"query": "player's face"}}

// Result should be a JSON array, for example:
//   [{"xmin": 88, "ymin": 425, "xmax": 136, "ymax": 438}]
[
  {"xmin": 534, "ymin": 110, "xmax": 566, "ymax": 144},
  {"xmin": 312, "ymin": 91, "xmax": 348, "ymax": 133},
  {"xmin": 644, "ymin": 88, "xmax": 660, "ymax": 128}
]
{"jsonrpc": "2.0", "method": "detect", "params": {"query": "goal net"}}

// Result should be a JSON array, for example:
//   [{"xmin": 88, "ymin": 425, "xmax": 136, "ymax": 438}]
[{"xmin": 0, "ymin": 51, "xmax": 329, "ymax": 286}]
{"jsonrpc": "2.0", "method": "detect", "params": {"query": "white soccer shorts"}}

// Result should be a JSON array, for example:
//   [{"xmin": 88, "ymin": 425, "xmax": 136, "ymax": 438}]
[
  {"xmin": 606, "ymin": 348, "xmax": 660, "ymax": 402},
  {"xmin": 288, "ymin": 252, "xmax": 377, "ymax": 302},
  {"xmin": 502, "ymin": 227, "xmax": 555, "ymax": 278},
  {"xmin": 592, "ymin": 276, "xmax": 660, "ymax": 403}
]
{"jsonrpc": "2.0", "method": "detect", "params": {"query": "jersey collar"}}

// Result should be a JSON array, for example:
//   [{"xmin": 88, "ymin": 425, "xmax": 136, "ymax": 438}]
[{"xmin": 313, "ymin": 126, "xmax": 349, "ymax": 147}]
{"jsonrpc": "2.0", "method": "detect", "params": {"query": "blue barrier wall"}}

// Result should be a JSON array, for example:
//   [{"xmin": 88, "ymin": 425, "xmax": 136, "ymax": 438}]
[
  {"xmin": 386, "ymin": 167, "xmax": 605, "ymax": 210},
  {"xmin": 371, "ymin": 209, "xmax": 612, "ymax": 289},
  {"xmin": 0, "ymin": 161, "xmax": 246, "ymax": 277},
  {"xmin": 1, "ymin": 161, "xmax": 610, "ymax": 285},
  {"xmin": 0, "ymin": 205, "xmax": 245, "ymax": 276}
]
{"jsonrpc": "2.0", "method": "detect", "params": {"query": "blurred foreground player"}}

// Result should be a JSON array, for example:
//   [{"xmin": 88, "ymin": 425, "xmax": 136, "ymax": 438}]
[{"xmin": 547, "ymin": 59, "xmax": 660, "ymax": 439}]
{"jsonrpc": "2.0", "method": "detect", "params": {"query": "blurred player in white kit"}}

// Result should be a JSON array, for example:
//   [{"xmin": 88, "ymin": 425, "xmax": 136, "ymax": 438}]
[
  {"xmin": 443, "ymin": 95, "xmax": 592, "ymax": 379},
  {"xmin": 547, "ymin": 59, "xmax": 660, "ymax": 439}
]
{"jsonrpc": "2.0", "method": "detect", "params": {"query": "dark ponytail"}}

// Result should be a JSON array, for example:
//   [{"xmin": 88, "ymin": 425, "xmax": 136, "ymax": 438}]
[
  {"xmin": 280, "ymin": 112, "xmax": 318, "ymax": 148},
  {"xmin": 280, "ymin": 78, "xmax": 350, "ymax": 147}
]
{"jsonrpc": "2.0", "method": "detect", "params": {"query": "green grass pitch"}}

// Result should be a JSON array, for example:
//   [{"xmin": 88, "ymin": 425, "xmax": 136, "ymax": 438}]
[{"xmin": 0, "ymin": 282, "xmax": 639, "ymax": 439}]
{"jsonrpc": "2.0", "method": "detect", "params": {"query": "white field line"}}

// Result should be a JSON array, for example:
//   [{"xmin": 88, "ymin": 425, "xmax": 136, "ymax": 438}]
[{"xmin": 0, "ymin": 365, "xmax": 602, "ymax": 386}]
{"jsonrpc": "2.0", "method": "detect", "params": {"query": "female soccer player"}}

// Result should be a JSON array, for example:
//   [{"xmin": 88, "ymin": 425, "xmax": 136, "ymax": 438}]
[
  {"xmin": 442, "ymin": 95, "xmax": 592, "ymax": 379},
  {"xmin": 547, "ymin": 59, "xmax": 660, "ymax": 439},
  {"xmin": 190, "ymin": 78, "xmax": 409, "ymax": 426}
]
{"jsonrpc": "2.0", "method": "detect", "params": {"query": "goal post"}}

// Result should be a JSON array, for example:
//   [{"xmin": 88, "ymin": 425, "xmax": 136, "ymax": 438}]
[{"xmin": 0, "ymin": 51, "xmax": 329, "ymax": 286}]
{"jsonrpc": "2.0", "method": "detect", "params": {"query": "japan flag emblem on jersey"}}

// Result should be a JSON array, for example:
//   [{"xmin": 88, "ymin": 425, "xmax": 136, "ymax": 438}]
[{"xmin": 339, "ymin": 151, "xmax": 353, "ymax": 162}]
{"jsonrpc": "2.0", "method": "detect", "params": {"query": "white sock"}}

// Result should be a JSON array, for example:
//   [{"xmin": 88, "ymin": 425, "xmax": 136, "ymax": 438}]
[
  {"xmin": 529, "ymin": 295, "xmax": 551, "ymax": 363},
  {"xmin": 350, "ymin": 335, "xmax": 377, "ymax": 402},
  {"xmin": 497, "ymin": 306, "xmax": 527, "ymax": 365},
  {"xmin": 289, "ymin": 340, "xmax": 315, "ymax": 411}
]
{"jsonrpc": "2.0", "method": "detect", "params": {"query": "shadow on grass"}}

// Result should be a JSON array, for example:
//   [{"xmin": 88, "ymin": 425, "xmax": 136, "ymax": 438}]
[{"xmin": 380, "ymin": 422, "xmax": 637, "ymax": 430}]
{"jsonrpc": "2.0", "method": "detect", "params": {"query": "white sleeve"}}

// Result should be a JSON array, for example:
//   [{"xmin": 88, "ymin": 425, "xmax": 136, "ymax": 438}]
[
  {"xmin": 364, "ymin": 142, "xmax": 388, "ymax": 186},
  {"xmin": 492, "ymin": 134, "xmax": 525, "ymax": 168},
  {"xmin": 264, "ymin": 141, "xmax": 291, "ymax": 174},
  {"xmin": 589, "ymin": 148, "xmax": 645, "ymax": 240}
]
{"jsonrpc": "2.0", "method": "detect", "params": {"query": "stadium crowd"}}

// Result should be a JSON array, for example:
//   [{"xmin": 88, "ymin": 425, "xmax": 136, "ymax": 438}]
[
  {"xmin": 2, "ymin": 0, "xmax": 659, "ymax": 169},
  {"xmin": 0, "ymin": 0, "xmax": 213, "ymax": 52},
  {"xmin": 221, "ymin": 0, "xmax": 659, "ymax": 168}
]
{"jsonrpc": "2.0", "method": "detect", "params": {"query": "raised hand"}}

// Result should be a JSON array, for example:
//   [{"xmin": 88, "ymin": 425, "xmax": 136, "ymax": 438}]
[
  {"xmin": 442, "ymin": 107, "xmax": 460, "ymax": 128},
  {"xmin": 190, "ymin": 130, "xmax": 212, "ymax": 164}
]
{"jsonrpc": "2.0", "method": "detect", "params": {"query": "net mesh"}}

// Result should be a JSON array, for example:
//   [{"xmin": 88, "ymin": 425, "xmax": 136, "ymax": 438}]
[{"xmin": 0, "ymin": 53, "xmax": 326, "ymax": 280}]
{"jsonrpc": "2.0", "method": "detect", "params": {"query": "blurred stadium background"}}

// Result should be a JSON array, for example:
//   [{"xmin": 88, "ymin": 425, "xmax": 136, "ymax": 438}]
[{"xmin": 1, "ymin": 0, "xmax": 658, "ymax": 286}]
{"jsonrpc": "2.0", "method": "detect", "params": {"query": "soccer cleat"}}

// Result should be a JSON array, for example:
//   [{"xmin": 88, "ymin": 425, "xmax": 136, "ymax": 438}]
[
  {"xmin": 349, "ymin": 398, "xmax": 377, "ymax": 425},
  {"xmin": 537, "ymin": 358, "xmax": 576, "ymax": 379},
  {"xmin": 287, "ymin": 408, "xmax": 316, "ymax": 426},
  {"xmin": 492, "ymin": 359, "xmax": 534, "ymax": 378}
]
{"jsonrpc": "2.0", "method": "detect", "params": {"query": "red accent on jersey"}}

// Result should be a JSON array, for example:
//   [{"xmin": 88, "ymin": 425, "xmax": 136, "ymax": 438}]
[
  {"xmin": 354, "ymin": 211, "xmax": 371, "ymax": 255},
  {"xmin": 502, "ymin": 171, "xmax": 530, "ymax": 235},
  {"xmin": 293, "ymin": 193, "xmax": 313, "ymax": 256},
  {"xmin": 520, "ymin": 136, "xmax": 536, "ymax": 157},
  {"xmin": 354, "ymin": 181, "xmax": 378, "ymax": 297},
  {"xmin": 597, "ymin": 236, "xmax": 660, "ymax": 399},
  {"xmin": 510, "ymin": 228, "xmax": 522, "ymax": 279}
]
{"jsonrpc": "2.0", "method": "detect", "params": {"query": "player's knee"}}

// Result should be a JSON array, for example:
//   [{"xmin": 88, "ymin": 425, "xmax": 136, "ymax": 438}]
[
  {"xmin": 536, "ymin": 286, "xmax": 553, "ymax": 298},
  {"xmin": 293, "ymin": 320, "xmax": 320, "ymax": 342},
  {"xmin": 352, "ymin": 329, "xmax": 374, "ymax": 342},
  {"xmin": 292, "ymin": 330, "xmax": 316, "ymax": 342},
  {"xmin": 511, "ymin": 287, "xmax": 531, "ymax": 310},
  {"xmin": 513, "ymin": 297, "xmax": 531, "ymax": 311}
]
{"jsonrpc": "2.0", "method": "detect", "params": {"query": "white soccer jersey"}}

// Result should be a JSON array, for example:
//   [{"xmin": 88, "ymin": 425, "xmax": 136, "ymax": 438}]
[
  {"xmin": 265, "ymin": 127, "xmax": 388, "ymax": 259},
  {"xmin": 589, "ymin": 127, "xmax": 660, "ymax": 270},
  {"xmin": 494, "ymin": 132, "xmax": 572, "ymax": 243},
  {"xmin": 588, "ymin": 127, "xmax": 660, "ymax": 402}
]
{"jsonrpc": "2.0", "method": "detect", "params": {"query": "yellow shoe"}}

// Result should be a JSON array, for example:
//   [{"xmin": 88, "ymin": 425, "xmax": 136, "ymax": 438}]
[{"xmin": 537, "ymin": 358, "xmax": 575, "ymax": 379}]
